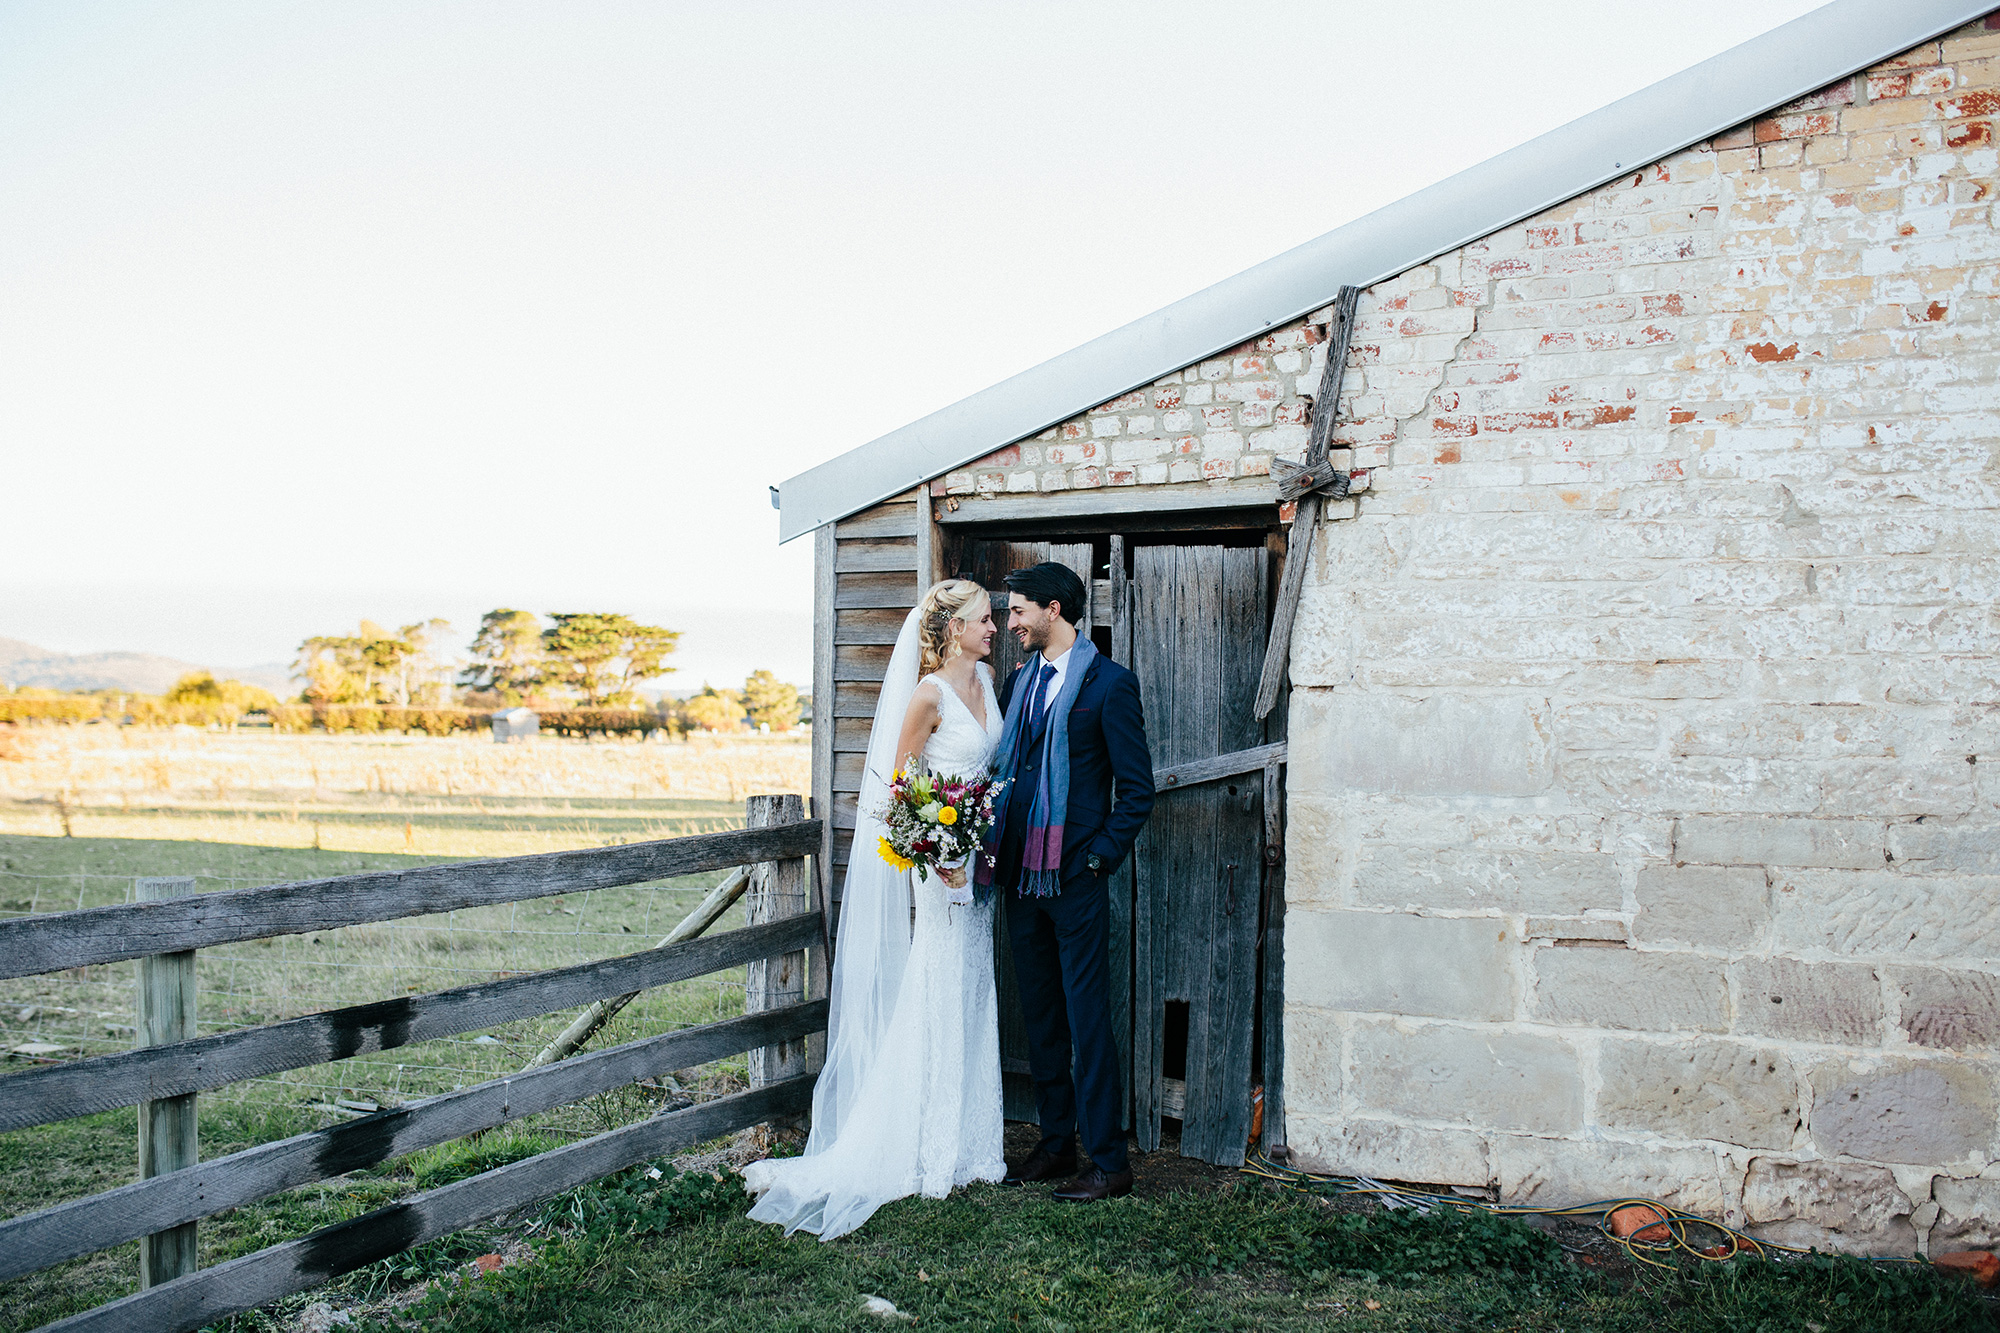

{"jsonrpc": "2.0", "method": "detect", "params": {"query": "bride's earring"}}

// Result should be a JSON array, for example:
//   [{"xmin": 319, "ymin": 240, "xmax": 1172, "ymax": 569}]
[{"xmin": 945, "ymin": 620, "xmax": 963, "ymax": 662}]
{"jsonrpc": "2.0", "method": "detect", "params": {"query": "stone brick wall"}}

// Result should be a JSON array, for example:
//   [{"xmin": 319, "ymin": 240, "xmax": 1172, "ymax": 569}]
[
  {"xmin": 933, "ymin": 323, "xmax": 1330, "ymax": 498},
  {"xmin": 1278, "ymin": 18, "xmax": 2000, "ymax": 1256}
]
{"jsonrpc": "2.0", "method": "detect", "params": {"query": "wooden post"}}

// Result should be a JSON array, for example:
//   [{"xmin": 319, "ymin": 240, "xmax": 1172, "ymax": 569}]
[
  {"xmin": 744, "ymin": 796, "xmax": 810, "ymax": 1093},
  {"xmin": 136, "ymin": 875, "xmax": 198, "ymax": 1287},
  {"xmin": 1254, "ymin": 285, "xmax": 1361, "ymax": 720}
]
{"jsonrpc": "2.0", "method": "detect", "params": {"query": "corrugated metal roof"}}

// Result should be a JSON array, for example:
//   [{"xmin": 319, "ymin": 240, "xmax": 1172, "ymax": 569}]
[{"xmin": 774, "ymin": 0, "xmax": 1993, "ymax": 542}]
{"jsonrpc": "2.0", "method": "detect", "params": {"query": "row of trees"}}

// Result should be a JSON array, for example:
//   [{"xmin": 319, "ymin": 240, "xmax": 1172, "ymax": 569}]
[
  {"xmin": 291, "ymin": 609, "xmax": 803, "ymax": 730},
  {"xmin": 297, "ymin": 610, "xmax": 683, "ymax": 710}
]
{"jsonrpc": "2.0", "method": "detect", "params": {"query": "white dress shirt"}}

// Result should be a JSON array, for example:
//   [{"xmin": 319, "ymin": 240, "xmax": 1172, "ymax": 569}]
[{"xmin": 1033, "ymin": 642, "xmax": 1075, "ymax": 721}]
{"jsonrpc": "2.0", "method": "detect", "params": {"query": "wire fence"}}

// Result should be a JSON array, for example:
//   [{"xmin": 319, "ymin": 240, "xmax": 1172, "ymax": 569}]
[{"xmin": 0, "ymin": 861, "xmax": 758, "ymax": 1136}]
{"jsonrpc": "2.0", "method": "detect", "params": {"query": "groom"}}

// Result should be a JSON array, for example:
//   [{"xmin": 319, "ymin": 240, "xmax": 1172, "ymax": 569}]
[{"xmin": 980, "ymin": 561, "xmax": 1155, "ymax": 1203}]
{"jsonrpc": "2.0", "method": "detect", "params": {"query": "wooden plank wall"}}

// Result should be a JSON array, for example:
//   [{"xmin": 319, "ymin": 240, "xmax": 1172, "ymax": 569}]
[{"xmin": 814, "ymin": 490, "xmax": 936, "ymax": 906}]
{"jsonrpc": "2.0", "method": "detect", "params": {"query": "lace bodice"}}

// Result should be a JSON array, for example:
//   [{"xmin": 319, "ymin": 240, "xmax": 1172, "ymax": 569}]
[{"xmin": 920, "ymin": 665, "xmax": 1001, "ymax": 778}]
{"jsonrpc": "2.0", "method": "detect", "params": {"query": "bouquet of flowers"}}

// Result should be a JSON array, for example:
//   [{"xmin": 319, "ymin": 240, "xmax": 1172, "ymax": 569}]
[{"xmin": 877, "ymin": 765, "xmax": 1003, "ymax": 904}]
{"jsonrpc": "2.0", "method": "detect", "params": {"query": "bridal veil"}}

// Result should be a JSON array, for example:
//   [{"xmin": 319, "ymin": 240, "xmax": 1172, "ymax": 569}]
[{"xmin": 801, "ymin": 604, "xmax": 922, "ymax": 1154}]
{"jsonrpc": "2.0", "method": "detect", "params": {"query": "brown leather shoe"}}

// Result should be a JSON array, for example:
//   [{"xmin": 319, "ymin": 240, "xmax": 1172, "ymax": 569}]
[
  {"xmin": 1002, "ymin": 1143, "xmax": 1077, "ymax": 1187},
  {"xmin": 1052, "ymin": 1164, "xmax": 1134, "ymax": 1202}
]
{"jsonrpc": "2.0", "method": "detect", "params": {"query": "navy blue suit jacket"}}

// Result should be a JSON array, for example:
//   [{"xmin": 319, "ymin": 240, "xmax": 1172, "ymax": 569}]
[{"xmin": 996, "ymin": 648, "xmax": 1156, "ymax": 883}]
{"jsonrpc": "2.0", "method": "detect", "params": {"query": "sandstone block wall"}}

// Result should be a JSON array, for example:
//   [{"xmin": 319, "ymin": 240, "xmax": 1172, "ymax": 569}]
[
  {"xmin": 922, "ymin": 15, "xmax": 1999, "ymax": 1252},
  {"xmin": 1279, "ymin": 19, "xmax": 2000, "ymax": 1255}
]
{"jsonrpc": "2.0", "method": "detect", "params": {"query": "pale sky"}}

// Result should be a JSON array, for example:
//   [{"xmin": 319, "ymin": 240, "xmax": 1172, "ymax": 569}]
[{"xmin": 0, "ymin": 0, "xmax": 1824, "ymax": 687}]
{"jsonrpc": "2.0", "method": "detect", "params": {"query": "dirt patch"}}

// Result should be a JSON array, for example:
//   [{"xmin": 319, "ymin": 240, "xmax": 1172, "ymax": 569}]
[{"xmin": 1001, "ymin": 1121, "xmax": 1242, "ymax": 1199}]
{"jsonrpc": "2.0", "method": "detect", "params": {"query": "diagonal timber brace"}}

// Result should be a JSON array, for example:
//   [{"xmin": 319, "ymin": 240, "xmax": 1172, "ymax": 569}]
[{"xmin": 1254, "ymin": 284, "xmax": 1360, "ymax": 720}]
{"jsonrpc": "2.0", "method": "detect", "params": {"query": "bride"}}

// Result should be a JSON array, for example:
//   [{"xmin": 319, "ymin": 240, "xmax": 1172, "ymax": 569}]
[{"xmin": 743, "ymin": 578, "xmax": 1006, "ymax": 1239}]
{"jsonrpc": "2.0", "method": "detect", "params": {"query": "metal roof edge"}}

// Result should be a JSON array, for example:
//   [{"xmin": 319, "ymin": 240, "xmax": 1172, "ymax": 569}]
[{"xmin": 775, "ymin": 0, "xmax": 1993, "ymax": 542}]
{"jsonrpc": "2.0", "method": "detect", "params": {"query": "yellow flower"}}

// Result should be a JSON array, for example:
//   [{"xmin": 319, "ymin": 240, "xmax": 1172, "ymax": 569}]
[
  {"xmin": 937, "ymin": 806, "xmax": 958, "ymax": 826},
  {"xmin": 877, "ymin": 837, "xmax": 914, "ymax": 872}
]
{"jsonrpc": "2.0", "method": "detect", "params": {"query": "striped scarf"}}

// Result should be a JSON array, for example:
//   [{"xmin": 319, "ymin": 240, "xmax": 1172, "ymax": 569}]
[{"xmin": 978, "ymin": 636, "xmax": 1097, "ymax": 898}]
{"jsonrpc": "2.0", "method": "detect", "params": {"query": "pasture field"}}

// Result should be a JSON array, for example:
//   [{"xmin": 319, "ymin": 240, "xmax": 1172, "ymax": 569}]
[
  {"xmin": 0, "ymin": 725, "xmax": 811, "ymax": 855},
  {"xmin": 0, "ymin": 727, "xmax": 812, "ymax": 1330}
]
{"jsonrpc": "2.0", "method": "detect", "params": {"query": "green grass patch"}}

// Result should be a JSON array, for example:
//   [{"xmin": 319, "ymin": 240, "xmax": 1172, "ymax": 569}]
[{"xmin": 314, "ymin": 1167, "xmax": 1995, "ymax": 1333}]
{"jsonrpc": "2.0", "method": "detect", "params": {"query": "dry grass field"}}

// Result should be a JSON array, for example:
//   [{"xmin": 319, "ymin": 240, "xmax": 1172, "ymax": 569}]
[
  {"xmin": 0, "ymin": 724, "xmax": 811, "ymax": 856},
  {"xmin": 0, "ymin": 725, "xmax": 814, "ymax": 1327}
]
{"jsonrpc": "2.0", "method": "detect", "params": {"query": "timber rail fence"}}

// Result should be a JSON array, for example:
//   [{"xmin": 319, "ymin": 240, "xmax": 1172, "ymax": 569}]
[{"xmin": 0, "ymin": 794, "xmax": 827, "ymax": 1333}]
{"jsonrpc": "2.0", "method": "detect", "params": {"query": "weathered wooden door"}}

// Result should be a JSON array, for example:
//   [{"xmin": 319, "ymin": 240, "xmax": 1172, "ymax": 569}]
[
  {"xmin": 962, "ymin": 540, "xmax": 1097, "ymax": 1124},
  {"xmin": 1128, "ymin": 544, "xmax": 1269, "ymax": 1164}
]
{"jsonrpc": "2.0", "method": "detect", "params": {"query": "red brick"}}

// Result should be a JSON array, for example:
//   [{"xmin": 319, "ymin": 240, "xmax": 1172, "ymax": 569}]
[
  {"xmin": 1153, "ymin": 387, "xmax": 1182, "ymax": 410},
  {"xmin": 1642, "ymin": 294, "xmax": 1687, "ymax": 317},
  {"xmin": 1483, "ymin": 411, "xmax": 1560, "ymax": 433},
  {"xmin": 1608, "ymin": 1204, "xmax": 1672, "ymax": 1243},
  {"xmin": 1669, "ymin": 408, "xmax": 1698, "ymax": 424},
  {"xmin": 1947, "ymin": 120, "xmax": 1992, "ymax": 149},
  {"xmin": 1757, "ymin": 111, "xmax": 1837, "ymax": 142},
  {"xmin": 1201, "ymin": 457, "xmax": 1235, "ymax": 480},
  {"xmin": 1431, "ymin": 414, "xmax": 1478, "ymax": 438},
  {"xmin": 1934, "ymin": 1251, "xmax": 2000, "ymax": 1287},
  {"xmin": 1274, "ymin": 401, "xmax": 1309, "ymax": 426},
  {"xmin": 1869, "ymin": 72, "xmax": 1912, "ymax": 100},
  {"xmin": 1747, "ymin": 341, "xmax": 1801, "ymax": 363},
  {"xmin": 1563, "ymin": 404, "xmax": 1638, "ymax": 429},
  {"xmin": 1713, "ymin": 124, "xmax": 1755, "ymax": 150},
  {"xmin": 1939, "ymin": 91, "xmax": 2000, "ymax": 118}
]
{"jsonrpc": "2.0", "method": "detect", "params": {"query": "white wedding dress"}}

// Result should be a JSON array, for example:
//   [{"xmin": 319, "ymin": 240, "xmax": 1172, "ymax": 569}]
[{"xmin": 742, "ymin": 656, "xmax": 1006, "ymax": 1239}]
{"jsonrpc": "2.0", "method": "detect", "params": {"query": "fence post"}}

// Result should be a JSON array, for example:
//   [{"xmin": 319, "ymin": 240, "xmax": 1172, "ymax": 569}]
[
  {"xmin": 136, "ymin": 876, "xmax": 199, "ymax": 1287},
  {"xmin": 744, "ymin": 796, "xmax": 809, "ymax": 1095}
]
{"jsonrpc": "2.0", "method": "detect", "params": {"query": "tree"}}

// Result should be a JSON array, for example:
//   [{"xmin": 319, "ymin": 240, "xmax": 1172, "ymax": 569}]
[
  {"xmin": 742, "ymin": 670, "xmax": 800, "ymax": 732},
  {"xmin": 164, "ymin": 672, "xmax": 278, "ymax": 724},
  {"xmin": 683, "ymin": 685, "xmax": 744, "ymax": 732},
  {"xmin": 541, "ymin": 613, "xmax": 681, "ymax": 707},
  {"xmin": 294, "ymin": 636, "xmax": 367, "ymax": 705},
  {"xmin": 461, "ymin": 609, "xmax": 545, "ymax": 703}
]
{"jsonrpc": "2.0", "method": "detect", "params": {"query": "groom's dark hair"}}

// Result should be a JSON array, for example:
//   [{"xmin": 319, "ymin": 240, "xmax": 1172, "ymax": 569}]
[{"xmin": 1004, "ymin": 561, "xmax": 1086, "ymax": 625}]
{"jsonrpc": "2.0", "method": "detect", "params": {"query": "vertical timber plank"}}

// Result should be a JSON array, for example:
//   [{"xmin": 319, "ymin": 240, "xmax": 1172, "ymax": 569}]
[
  {"xmin": 1129, "ymin": 545, "xmax": 1174, "ymax": 1151},
  {"xmin": 1260, "ymin": 756, "xmax": 1287, "ymax": 1158},
  {"xmin": 812, "ymin": 525, "xmax": 837, "ymax": 908},
  {"xmin": 746, "ymin": 796, "xmax": 810, "ymax": 1100},
  {"xmin": 914, "ymin": 488, "xmax": 940, "ymax": 598},
  {"xmin": 1182, "ymin": 546, "xmax": 1225, "ymax": 1161},
  {"xmin": 1106, "ymin": 534, "xmax": 1131, "ymax": 1131},
  {"xmin": 1208, "ymin": 547, "xmax": 1266, "ymax": 1166},
  {"xmin": 136, "ymin": 875, "xmax": 198, "ymax": 1288}
]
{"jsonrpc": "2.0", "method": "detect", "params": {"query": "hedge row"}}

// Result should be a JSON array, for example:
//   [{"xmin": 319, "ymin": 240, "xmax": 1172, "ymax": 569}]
[
  {"xmin": 2, "ymin": 700, "xmax": 708, "ymax": 739},
  {"xmin": 0, "ymin": 696, "xmax": 104, "ymax": 724},
  {"xmin": 539, "ymin": 709, "xmax": 669, "ymax": 738},
  {"xmin": 299, "ymin": 706, "xmax": 487, "ymax": 736}
]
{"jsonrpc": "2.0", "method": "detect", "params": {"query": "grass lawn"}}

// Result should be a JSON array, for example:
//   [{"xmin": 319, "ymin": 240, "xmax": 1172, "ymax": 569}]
[{"xmin": 331, "ymin": 1147, "xmax": 1996, "ymax": 1333}]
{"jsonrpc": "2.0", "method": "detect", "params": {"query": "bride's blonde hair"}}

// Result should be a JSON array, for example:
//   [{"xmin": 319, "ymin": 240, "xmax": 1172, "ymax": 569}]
[{"xmin": 917, "ymin": 579, "xmax": 989, "ymax": 677}]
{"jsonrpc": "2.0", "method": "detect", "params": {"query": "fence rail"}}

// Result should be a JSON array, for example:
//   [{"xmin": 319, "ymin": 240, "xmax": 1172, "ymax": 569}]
[
  {"xmin": 1, "ymin": 800, "xmax": 826, "ymax": 1333},
  {"xmin": 0, "ymin": 821, "xmax": 818, "ymax": 979}
]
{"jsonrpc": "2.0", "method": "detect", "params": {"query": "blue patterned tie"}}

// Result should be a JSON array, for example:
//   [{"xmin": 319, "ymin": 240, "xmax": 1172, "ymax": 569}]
[{"xmin": 1028, "ymin": 661, "xmax": 1057, "ymax": 728}]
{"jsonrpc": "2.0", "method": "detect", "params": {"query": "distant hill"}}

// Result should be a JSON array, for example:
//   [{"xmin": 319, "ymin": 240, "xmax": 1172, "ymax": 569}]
[{"xmin": 0, "ymin": 638, "xmax": 292, "ymax": 696}]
